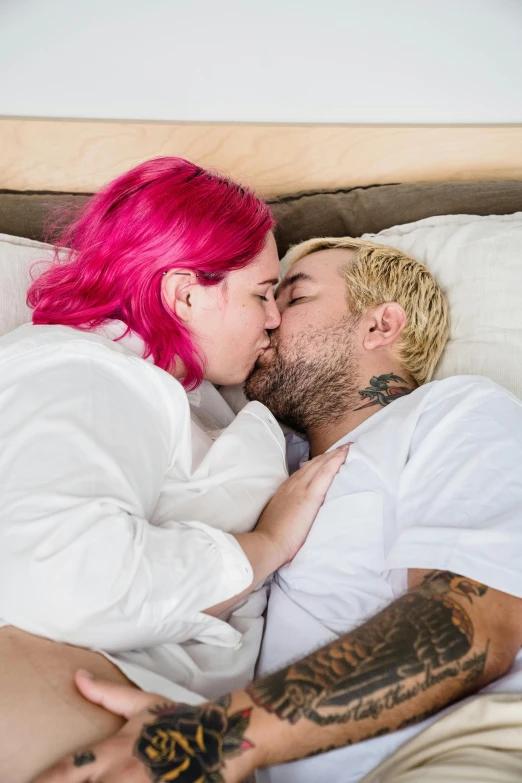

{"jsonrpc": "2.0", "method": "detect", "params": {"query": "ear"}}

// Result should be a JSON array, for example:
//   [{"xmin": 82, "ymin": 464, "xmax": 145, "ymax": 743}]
[
  {"xmin": 363, "ymin": 302, "xmax": 407, "ymax": 351},
  {"xmin": 161, "ymin": 269, "xmax": 199, "ymax": 323}
]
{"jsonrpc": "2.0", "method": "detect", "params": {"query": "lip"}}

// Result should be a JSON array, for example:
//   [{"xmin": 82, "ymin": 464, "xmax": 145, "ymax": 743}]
[{"xmin": 255, "ymin": 346, "xmax": 273, "ymax": 365}]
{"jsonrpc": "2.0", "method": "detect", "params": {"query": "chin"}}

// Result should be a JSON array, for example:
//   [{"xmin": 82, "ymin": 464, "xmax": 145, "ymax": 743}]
[{"xmin": 212, "ymin": 365, "xmax": 253, "ymax": 387}]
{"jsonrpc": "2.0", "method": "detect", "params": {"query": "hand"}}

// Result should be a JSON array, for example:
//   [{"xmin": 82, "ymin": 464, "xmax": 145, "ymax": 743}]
[
  {"xmin": 32, "ymin": 671, "xmax": 247, "ymax": 783},
  {"xmin": 254, "ymin": 443, "xmax": 350, "ymax": 563}
]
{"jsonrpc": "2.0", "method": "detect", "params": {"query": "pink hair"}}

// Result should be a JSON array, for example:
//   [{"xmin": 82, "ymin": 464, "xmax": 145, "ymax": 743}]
[{"xmin": 28, "ymin": 157, "xmax": 274, "ymax": 389}]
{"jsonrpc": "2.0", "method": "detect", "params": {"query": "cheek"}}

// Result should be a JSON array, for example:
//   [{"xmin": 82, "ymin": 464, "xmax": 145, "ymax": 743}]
[
  {"xmin": 227, "ymin": 301, "xmax": 265, "ymax": 345},
  {"xmin": 278, "ymin": 309, "xmax": 305, "ymax": 346}
]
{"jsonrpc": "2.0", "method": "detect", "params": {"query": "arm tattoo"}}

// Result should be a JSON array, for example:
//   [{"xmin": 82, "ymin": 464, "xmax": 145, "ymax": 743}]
[
  {"xmin": 354, "ymin": 373, "xmax": 412, "ymax": 410},
  {"xmin": 247, "ymin": 571, "xmax": 489, "ymax": 731},
  {"xmin": 133, "ymin": 695, "xmax": 254, "ymax": 783}
]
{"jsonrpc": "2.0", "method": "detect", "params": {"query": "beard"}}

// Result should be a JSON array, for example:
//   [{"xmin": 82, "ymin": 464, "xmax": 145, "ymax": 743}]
[{"xmin": 244, "ymin": 316, "xmax": 361, "ymax": 434}]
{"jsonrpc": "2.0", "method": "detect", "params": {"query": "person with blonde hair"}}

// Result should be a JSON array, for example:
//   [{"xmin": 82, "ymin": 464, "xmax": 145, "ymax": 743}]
[{"xmin": 37, "ymin": 237, "xmax": 522, "ymax": 783}]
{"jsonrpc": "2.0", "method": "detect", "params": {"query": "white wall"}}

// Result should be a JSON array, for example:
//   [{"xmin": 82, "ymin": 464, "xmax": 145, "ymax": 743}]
[{"xmin": 1, "ymin": 0, "xmax": 521, "ymax": 123}]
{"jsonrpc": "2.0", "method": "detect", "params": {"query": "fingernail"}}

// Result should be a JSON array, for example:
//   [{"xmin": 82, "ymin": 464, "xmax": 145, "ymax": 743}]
[{"xmin": 77, "ymin": 669, "xmax": 94, "ymax": 679}]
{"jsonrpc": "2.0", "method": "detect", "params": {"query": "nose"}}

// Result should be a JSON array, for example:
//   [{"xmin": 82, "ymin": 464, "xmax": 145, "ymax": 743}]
[{"xmin": 265, "ymin": 298, "xmax": 281, "ymax": 330}]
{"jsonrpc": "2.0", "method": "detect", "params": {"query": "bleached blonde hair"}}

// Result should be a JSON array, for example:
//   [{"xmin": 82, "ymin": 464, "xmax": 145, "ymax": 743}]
[{"xmin": 283, "ymin": 236, "xmax": 449, "ymax": 386}]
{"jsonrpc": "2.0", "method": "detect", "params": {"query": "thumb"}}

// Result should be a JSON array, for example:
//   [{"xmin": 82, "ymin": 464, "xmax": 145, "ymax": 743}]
[{"xmin": 75, "ymin": 669, "xmax": 156, "ymax": 719}]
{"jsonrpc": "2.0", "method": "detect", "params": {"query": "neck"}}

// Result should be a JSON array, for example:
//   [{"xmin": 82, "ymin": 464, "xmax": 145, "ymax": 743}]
[{"xmin": 307, "ymin": 369, "xmax": 416, "ymax": 457}]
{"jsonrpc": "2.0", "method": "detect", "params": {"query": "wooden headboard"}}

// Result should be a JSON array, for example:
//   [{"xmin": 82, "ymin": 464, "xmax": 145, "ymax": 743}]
[{"xmin": 1, "ymin": 118, "xmax": 521, "ymax": 196}]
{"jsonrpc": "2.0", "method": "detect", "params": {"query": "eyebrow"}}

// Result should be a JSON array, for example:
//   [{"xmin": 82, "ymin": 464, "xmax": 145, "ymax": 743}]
[
  {"xmin": 275, "ymin": 272, "xmax": 316, "ymax": 299},
  {"xmin": 257, "ymin": 278, "xmax": 280, "ymax": 286}
]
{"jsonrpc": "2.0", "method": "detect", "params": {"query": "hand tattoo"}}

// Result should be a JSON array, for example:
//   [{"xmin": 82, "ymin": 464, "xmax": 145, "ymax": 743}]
[
  {"xmin": 247, "ymin": 571, "xmax": 489, "ymax": 732},
  {"xmin": 73, "ymin": 750, "xmax": 96, "ymax": 766},
  {"xmin": 134, "ymin": 695, "xmax": 255, "ymax": 783},
  {"xmin": 354, "ymin": 373, "xmax": 412, "ymax": 410}
]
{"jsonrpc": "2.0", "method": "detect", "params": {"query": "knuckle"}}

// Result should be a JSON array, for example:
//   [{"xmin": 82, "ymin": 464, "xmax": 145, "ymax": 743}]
[
  {"xmin": 45, "ymin": 760, "xmax": 72, "ymax": 782},
  {"xmin": 119, "ymin": 758, "xmax": 148, "ymax": 781}
]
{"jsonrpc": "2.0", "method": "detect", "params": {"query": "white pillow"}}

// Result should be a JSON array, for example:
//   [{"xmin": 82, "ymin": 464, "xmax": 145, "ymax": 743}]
[
  {"xmin": 3, "ymin": 214, "xmax": 522, "ymax": 407},
  {"xmin": 0, "ymin": 233, "xmax": 54, "ymax": 336},
  {"xmin": 363, "ymin": 212, "xmax": 522, "ymax": 399}
]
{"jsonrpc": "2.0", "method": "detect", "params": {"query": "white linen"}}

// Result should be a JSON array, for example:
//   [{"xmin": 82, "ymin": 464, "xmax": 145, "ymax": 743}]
[
  {"xmin": 259, "ymin": 375, "xmax": 522, "ymax": 783},
  {"xmin": 0, "ymin": 320, "xmax": 288, "ymax": 702}
]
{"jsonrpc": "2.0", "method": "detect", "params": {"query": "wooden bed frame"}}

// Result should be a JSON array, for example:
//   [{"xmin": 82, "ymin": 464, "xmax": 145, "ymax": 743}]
[{"xmin": 1, "ymin": 118, "xmax": 521, "ymax": 196}]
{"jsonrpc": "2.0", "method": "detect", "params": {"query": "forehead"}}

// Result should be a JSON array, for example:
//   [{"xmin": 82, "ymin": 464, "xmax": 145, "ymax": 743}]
[
  {"xmin": 251, "ymin": 233, "xmax": 280, "ymax": 275},
  {"xmin": 284, "ymin": 247, "xmax": 357, "ymax": 284}
]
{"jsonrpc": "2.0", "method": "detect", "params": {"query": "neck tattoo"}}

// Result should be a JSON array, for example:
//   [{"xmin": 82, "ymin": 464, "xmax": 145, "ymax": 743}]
[{"xmin": 354, "ymin": 373, "xmax": 412, "ymax": 411}]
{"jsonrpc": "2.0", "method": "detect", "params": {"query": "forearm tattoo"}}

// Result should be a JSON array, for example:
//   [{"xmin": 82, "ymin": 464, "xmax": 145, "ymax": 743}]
[
  {"xmin": 247, "ymin": 571, "xmax": 489, "ymax": 734},
  {"xmin": 133, "ymin": 695, "xmax": 254, "ymax": 783}
]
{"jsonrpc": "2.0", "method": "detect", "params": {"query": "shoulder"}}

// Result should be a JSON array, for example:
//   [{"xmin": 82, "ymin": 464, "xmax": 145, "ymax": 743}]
[
  {"xmin": 0, "ymin": 323, "xmax": 189, "ymax": 429},
  {"xmin": 409, "ymin": 375, "xmax": 522, "ymax": 453},
  {"xmin": 414, "ymin": 375, "xmax": 521, "ymax": 416}
]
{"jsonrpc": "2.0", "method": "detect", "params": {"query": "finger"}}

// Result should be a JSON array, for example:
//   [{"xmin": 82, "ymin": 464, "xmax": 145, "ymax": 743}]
[
  {"xmin": 32, "ymin": 734, "xmax": 138, "ymax": 783},
  {"xmin": 74, "ymin": 670, "xmax": 157, "ymax": 719},
  {"xmin": 296, "ymin": 443, "xmax": 349, "ymax": 481},
  {"xmin": 32, "ymin": 746, "xmax": 103, "ymax": 783},
  {"xmin": 300, "ymin": 443, "xmax": 351, "ymax": 485},
  {"xmin": 306, "ymin": 444, "xmax": 351, "ymax": 495},
  {"xmin": 104, "ymin": 763, "xmax": 149, "ymax": 783}
]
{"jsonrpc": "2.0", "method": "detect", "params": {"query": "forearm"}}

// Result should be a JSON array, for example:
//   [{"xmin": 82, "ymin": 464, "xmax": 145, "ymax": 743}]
[
  {"xmin": 204, "ymin": 530, "xmax": 284, "ymax": 617},
  {"xmin": 211, "ymin": 572, "xmax": 511, "ymax": 779},
  {"xmin": 71, "ymin": 572, "xmax": 520, "ymax": 783}
]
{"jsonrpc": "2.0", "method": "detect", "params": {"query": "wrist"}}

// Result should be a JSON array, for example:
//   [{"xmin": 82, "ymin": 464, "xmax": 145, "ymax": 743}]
[
  {"xmin": 250, "ymin": 528, "xmax": 288, "ymax": 572},
  {"xmin": 221, "ymin": 691, "xmax": 272, "ymax": 779},
  {"xmin": 235, "ymin": 528, "xmax": 287, "ymax": 582}
]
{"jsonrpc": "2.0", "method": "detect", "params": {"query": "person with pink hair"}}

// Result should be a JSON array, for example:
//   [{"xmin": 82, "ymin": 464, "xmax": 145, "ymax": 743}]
[{"xmin": 0, "ymin": 157, "xmax": 348, "ymax": 782}]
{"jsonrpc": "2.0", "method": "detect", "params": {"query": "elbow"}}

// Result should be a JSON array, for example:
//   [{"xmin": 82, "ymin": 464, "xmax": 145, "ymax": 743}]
[
  {"xmin": 484, "ymin": 642, "xmax": 519, "ymax": 684},
  {"xmin": 478, "ymin": 628, "xmax": 521, "ymax": 687}
]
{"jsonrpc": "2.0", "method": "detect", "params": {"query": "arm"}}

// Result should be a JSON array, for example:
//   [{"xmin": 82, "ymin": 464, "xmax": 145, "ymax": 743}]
[
  {"xmin": 171, "ymin": 569, "xmax": 522, "ymax": 778},
  {"xmin": 34, "ymin": 569, "xmax": 522, "ymax": 783},
  {"xmin": 0, "ymin": 347, "xmax": 349, "ymax": 646},
  {"xmin": 0, "ymin": 352, "xmax": 255, "ymax": 651}
]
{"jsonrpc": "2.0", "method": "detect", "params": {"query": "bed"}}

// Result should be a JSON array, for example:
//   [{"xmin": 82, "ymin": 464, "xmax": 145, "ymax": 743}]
[
  {"xmin": 1, "ymin": 122, "xmax": 522, "ymax": 783},
  {"xmin": 2, "ymin": 176, "xmax": 522, "ymax": 399}
]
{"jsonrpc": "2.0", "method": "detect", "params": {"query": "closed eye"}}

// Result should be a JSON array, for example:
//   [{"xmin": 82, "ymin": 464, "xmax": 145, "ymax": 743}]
[{"xmin": 289, "ymin": 297, "xmax": 306, "ymax": 305}]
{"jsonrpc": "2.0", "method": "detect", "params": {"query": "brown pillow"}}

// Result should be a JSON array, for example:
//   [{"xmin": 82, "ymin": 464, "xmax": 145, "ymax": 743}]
[
  {"xmin": 268, "ymin": 180, "xmax": 522, "ymax": 255},
  {"xmin": 1, "ymin": 181, "xmax": 522, "ymax": 254}
]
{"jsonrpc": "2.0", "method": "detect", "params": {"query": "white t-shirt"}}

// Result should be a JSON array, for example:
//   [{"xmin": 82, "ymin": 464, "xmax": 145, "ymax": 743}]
[
  {"xmin": 259, "ymin": 376, "xmax": 522, "ymax": 783},
  {"xmin": 0, "ymin": 321, "xmax": 288, "ymax": 703}
]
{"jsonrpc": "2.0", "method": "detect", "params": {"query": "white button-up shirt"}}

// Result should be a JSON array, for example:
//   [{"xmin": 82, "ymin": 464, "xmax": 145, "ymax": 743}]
[
  {"xmin": 0, "ymin": 321, "xmax": 287, "ymax": 702},
  {"xmin": 260, "ymin": 376, "xmax": 522, "ymax": 783}
]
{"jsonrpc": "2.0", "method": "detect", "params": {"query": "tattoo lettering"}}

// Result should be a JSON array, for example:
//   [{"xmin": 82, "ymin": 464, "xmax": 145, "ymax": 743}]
[
  {"xmin": 462, "ymin": 646, "xmax": 489, "ymax": 684},
  {"xmin": 247, "ymin": 571, "xmax": 489, "ymax": 731},
  {"xmin": 354, "ymin": 373, "xmax": 412, "ymax": 410},
  {"xmin": 133, "ymin": 695, "xmax": 255, "ymax": 783},
  {"xmin": 73, "ymin": 750, "xmax": 96, "ymax": 766}
]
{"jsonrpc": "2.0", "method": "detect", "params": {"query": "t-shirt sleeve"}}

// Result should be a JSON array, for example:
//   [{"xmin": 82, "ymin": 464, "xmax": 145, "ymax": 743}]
[
  {"xmin": 386, "ymin": 378, "xmax": 522, "ymax": 598},
  {"xmin": 0, "ymin": 347, "xmax": 252, "ymax": 651}
]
